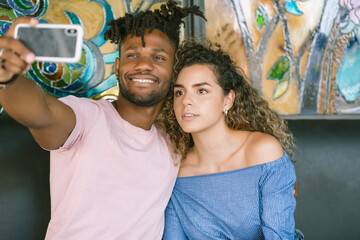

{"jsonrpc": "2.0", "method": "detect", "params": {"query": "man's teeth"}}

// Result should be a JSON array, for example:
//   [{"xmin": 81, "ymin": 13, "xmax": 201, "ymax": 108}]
[{"xmin": 132, "ymin": 79, "xmax": 154, "ymax": 83}]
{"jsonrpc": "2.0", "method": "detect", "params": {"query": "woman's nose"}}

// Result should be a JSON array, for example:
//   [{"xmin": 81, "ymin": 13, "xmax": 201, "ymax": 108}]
[{"xmin": 182, "ymin": 92, "xmax": 193, "ymax": 106}]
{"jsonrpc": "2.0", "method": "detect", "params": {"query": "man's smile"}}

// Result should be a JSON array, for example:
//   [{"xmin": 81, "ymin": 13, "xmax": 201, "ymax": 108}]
[{"xmin": 125, "ymin": 73, "xmax": 159, "ymax": 86}]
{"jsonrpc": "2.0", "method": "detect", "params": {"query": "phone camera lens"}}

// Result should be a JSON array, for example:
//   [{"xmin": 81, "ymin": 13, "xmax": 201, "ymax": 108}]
[{"xmin": 67, "ymin": 29, "xmax": 77, "ymax": 34}]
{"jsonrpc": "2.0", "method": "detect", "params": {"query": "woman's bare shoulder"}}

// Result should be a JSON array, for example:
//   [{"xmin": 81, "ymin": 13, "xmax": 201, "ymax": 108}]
[{"xmin": 244, "ymin": 132, "xmax": 284, "ymax": 166}]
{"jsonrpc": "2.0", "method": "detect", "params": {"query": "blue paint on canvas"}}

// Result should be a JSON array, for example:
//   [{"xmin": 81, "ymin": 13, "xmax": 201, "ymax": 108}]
[{"xmin": 337, "ymin": 37, "xmax": 360, "ymax": 102}]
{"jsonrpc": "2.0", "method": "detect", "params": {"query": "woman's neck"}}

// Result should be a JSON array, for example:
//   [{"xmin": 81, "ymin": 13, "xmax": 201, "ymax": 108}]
[{"xmin": 190, "ymin": 122, "xmax": 241, "ymax": 170}]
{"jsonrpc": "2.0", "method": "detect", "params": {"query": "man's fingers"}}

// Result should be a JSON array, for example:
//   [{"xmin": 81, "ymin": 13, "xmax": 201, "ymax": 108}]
[
  {"xmin": 0, "ymin": 49, "xmax": 30, "ymax": 75},
  {"xmin": 0, "ymin": 58, "xmax": 28, "ymax": 75},
  {"xmin": 0, "ymin": 36, "xmax": 35, "ymax": 64},
  {"xmin": 0, "ymin": 37, "xmax": 34, "ymax": 78},
  {"xmin": 5, "ymin": 17, "xmax": 39, "ymax": 37},
  {"xmin": 0, "ymin": 17, "xmax": 36, "ymax": 81},
  {"xmin": 0, "ymin": 17, "xmax": 37, "ymax": 65}
]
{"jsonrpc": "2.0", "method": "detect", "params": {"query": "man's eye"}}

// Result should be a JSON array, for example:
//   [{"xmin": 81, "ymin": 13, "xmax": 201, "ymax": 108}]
[
  {"xmin": 198, "ymin": 89, "xmax": 208, "ymax": 94},
  {"xmin": 174, "ymin": 90, "xmax": 184, "ymax": 97},
  {"xmin": 127, "ymin": 53, "xmax": 137, "ymax": 58},
  {"xmin": 153, "ymin": 56, "xmax": 165, "ymax": 61}
]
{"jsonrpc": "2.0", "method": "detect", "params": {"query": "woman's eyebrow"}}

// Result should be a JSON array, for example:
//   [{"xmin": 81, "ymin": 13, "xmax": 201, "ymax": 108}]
[
  {"xmin": 174, "ymin": 82, "xmax": 211, "ymax": 88},
  {"xmin": 192, "ymin": 82, "xmax": 211, "ymax": 87},
  {"xmin": 173, "ymin": 83, "xmax": 184, "ymax": 88}
]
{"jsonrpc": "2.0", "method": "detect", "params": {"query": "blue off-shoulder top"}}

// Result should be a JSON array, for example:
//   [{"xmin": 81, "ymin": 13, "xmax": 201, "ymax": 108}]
[{"xmin": 163, "ymin": 152, "xmax": 299, "ymax": 240}]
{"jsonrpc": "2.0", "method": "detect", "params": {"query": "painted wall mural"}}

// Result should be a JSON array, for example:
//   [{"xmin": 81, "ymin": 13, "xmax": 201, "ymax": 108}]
[
  {"xmin": 1, "ymin": 0, "xmax": 359, "ymax": 117},
  {"xmin": 205, "ymin": 0, "xmax": 360, "ymax": 116},
  {"xmin": 0, "ymin": 0, "xmax": 171, "ymax": 114}
]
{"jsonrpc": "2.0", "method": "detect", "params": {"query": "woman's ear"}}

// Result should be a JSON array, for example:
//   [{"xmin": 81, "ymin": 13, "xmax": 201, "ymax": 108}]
[{"xmin": 224, "ymin": 90, "xmax": 235, "ymax": 112}]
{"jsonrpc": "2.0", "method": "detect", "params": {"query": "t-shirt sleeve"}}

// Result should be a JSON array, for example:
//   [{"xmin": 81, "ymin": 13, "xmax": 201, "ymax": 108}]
[
  {"xmin": 259, "ymin": 154, "xmax": 298, "ymax": 240},
  {"xmin": 54, "ymin": 95, "xmax": 98, "ymax": 151},
  {"xmin": 163, "ymin": 199, "xmax": 188, "ymax": 240}
]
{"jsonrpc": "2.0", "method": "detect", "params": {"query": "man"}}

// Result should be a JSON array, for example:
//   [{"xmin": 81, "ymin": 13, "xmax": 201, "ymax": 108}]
[{"xmin": 0, "ymin": 1, "xmax": 205, "ymax": 239}]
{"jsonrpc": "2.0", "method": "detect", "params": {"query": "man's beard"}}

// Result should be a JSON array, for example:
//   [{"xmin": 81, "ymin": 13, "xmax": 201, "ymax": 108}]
[{"xmin": 118, "ymin": 74, "xmax": 170, "ymax": 107}]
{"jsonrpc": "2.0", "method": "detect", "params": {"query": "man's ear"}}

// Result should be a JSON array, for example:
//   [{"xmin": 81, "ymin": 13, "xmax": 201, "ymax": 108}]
[
  {"xmin": 224, "ymin": 89, "xmax": 235, "ymax": 111},
  {"xmin": 115, "ymin": 57, "xmax": 120, "ymax": 77}
]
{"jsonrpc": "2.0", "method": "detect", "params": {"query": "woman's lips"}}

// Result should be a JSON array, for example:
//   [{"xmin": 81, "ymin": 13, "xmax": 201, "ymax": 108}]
[{"xmin": 182, "ymin": 113, "xmax": 198, "ymax": 120}]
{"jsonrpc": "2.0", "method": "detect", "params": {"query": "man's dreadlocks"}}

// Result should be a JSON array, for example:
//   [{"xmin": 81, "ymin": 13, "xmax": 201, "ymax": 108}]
[{"xmin": 103, "ymin": 0, "xmax": 206, "ymax": 47}]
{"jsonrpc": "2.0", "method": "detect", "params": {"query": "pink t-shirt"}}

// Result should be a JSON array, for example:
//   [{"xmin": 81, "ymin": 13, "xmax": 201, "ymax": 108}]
[{"xmin": 45, "ymin": 96, "xmax": 179, "ymax": 240}]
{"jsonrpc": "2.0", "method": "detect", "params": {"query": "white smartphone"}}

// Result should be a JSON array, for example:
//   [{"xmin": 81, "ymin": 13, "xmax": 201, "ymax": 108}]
[{"xmin": 14, "ymin": 23, "xmax": 84, "ymax": 63}]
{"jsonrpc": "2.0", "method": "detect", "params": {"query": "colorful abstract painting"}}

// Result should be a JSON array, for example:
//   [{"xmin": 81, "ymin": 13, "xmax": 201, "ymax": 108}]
[
  {"xmin": 1, "ymin": 0, "xmax": 359, "ymax": 117},
  {"xmin": 0, "ymin": 0, "xmax": 173, "ymax": 114},
  {"xmin": 205, "ymin": 0, "xmax": 360, "ymax": 117}
]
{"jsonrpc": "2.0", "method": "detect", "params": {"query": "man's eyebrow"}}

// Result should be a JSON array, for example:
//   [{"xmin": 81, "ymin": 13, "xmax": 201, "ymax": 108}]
[
  {"xmin": 152, "ymin": 48, "xmax": 166, "ymax": 53},
  {"xmin": 124, "ymin": 46, "xmax": 139, "ymax": 51},
  {"xmin": 124, "ymin": 46, "xmax": 167, "ymax": 53},
  {"xmin": 173, "ymin": 82, "xmax": 212, "ymax": 88}
]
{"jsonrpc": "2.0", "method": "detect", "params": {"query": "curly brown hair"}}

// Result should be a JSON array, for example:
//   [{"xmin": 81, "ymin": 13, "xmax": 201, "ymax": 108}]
[{"xmin": 157, "ymin": 40, "xmax": 295, "ymax": 162}]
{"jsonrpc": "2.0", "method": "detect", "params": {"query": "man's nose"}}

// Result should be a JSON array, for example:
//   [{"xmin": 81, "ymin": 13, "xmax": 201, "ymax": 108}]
[{"xmin": 134, "ymin": 57, "xmax": 154, "ymax": 71}]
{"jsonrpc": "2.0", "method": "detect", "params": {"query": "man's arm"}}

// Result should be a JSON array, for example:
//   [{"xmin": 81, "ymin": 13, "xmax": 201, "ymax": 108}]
[{"xmin": 0, "ymin": 17, "xmax": 76, "ymax": 150}]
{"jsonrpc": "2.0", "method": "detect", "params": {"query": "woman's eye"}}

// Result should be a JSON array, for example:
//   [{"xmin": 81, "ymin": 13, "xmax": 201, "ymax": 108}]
[
  {"xmin": 198, "ymin": 89, "xmax": 208, "ymax": 94},
  {"xmin": 174, "ymin": 90, "xmax": 184, "ymax": 97}
]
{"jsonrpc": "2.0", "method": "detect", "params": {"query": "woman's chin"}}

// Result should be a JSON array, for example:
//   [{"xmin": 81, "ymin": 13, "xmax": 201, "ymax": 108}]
[{"xmin": 180, "ymin": 125, "xmax": 200, "ymax": 134}]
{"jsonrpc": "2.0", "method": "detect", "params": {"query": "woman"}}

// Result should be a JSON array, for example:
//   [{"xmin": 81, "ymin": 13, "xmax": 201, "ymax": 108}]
[{"xmin": 159, "ymin": 41, "xmax": 302, "ymax": 239}]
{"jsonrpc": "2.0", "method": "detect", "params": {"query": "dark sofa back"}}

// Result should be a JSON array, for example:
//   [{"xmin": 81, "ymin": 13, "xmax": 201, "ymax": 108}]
[
  {"xmin": 1, "ymin": 115, "xmax": 359, "ymax": 239},
  {"xmin": 0, "ymin": 115, "xmax": 50, "ymax": 240},
  {"xmin": 288, "ymin": 120, "xmax": 360, "ymax": 239}
]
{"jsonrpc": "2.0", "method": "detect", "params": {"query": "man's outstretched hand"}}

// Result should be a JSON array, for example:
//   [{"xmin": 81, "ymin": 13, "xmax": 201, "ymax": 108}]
[{"xmin": 0, "ymin": 17, "xmax": 37, "ymax": 83}]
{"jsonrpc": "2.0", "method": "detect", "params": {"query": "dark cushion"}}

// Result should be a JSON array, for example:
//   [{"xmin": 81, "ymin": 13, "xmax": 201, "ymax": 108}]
[{"xmin": 0, "ymin": 115, "xmax": 50, "ymax": 240}]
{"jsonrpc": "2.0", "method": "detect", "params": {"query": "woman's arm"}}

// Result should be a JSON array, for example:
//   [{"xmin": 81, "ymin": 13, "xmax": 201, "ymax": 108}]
[
  {"xmin": 259, "ymin": 154, "xmax": 298, "ymax": 239},
  {"xmin": 163, "ymin": 199, "xmax": 187, "ymax": 240}
]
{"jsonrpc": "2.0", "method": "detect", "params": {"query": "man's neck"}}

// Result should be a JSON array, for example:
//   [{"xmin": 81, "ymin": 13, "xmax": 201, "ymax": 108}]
[{"xmin": 113, "ymin": 96, "xmax": 163, "ymax": 130}]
